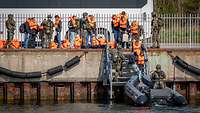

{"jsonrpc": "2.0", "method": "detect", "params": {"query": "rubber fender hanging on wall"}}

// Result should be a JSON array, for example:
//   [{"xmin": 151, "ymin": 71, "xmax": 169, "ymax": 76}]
[
  {"xmin": 64, "ymin": 56, "xmax": 80, "ymax": 69},
  {"xmin": 0, "ymin": 67, "xmax": 13, "ymax": 76},
  {"xmin": 47, "ymin": 65, "xmax": 63, "ymax": 76},
  {"xmin": 173, "ymin": 56, "xmax": 200, "ymax": 75},
  {"xmin": 11, "ymin": 71, "xmax": 27, "ymax": 78},
  {"xmin": 26, "ymin": 72, "xmax": 42, "ymax": 78},
  {"xmin": 0, "ymin": 67, "xmax": 26, "ymax": 78},
  {"xmin": 173, "ymin": 56, "xmax": 188, "ymax": 69},
  {"xmin": 187, "ymin": 65, "xmax": 200, "ymax": 75}
]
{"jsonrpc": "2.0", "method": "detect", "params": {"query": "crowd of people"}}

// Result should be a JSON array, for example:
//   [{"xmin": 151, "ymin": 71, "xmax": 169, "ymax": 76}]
[{"xmin": 1, "ymin": 11, "xmax": 163, "ymax": 50}]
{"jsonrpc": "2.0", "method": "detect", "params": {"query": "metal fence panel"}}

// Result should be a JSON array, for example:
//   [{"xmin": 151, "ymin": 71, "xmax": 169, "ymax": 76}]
[{"xmin": 0, "ymin": 13, "xmax": 199, "ymax": 48}]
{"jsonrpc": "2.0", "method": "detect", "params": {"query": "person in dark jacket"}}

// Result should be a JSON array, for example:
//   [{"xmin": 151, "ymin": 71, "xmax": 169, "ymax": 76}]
[
  {"xmin": 23, "ymin": 18, "xmax": 31, "ymax": 48},
  {"xmin": 54, "ymin": 15, "xmax": 62, "ymax": 48},
  {"xmin": 5, "ymin": 14, "xmax": 16, "ymax": 48},
  {"xmin": 68, "ymin": 15, "xmax": 78, "ymax": 48},
  {"xmin": 28, "ymin": 17, "xmax": 38, "ymax": 48},
  {"xmin": 111, "ymin": 14, "xmax": 120, "ymax": 47}
]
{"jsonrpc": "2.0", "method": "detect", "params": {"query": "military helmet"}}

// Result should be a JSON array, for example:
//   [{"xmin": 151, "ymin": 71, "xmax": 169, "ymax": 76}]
[
  {"xmin": 8, "ymin": 14, "xmax": 13, "ymax": 18},
  {"xmin": 83, "ymin": 12, "xmax": 88, "ymax": 17},
  {"xmin": 151, "ymin": 12, "xmax": 156, "ymax": 17},
  {"xmin": 156, "ymin": 64, "xmax": 161, "ymax": 70},
  {"xmin": 47, "ymin": 15, "xmax": 52, "ymax": 18}
]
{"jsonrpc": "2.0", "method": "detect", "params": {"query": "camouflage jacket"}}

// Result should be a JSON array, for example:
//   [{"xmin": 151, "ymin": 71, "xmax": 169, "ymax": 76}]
[{"xmin": 6, "ymin": 19, "xmax": 16, "ymax": 32}]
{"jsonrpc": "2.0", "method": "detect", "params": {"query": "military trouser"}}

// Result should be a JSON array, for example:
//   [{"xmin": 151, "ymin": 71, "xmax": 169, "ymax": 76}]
[
  {"xmin": 81, "ymin": 30, "xmax": 87, "ymax": 48},
  {"xmin": 6, "ymin": 31, "xmax": 14, "ymax": 48},
  {"xmin": 42, "ymin": 33, "xmax": 52, "ymax": 48},
  {"xmin": 152, "ymin": 32, "xmax": 160, "ymax": 48}
]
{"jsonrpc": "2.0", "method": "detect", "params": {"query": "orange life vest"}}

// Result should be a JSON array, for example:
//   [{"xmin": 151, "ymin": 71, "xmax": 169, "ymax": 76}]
[
  {"xmin": 108, "ymin": 41, "xmax": 115, "ymax": 49},
  {"xmin": 50, "ymin": 42, "xmax": 57, "ymax": 49},
  {"xmin": 137, "ymin": 54, "xmax": 145, "ymax": 65},
  {"xmin": 29, "ymin": 20, "xmax": 38, "ymax": 30},
  {"xmin": 62, "ymin": 39, "xmax": 70, "ymax": 48},
  {"xmin": 120, "ymin": 19, "xmax": 127, "ymax": 29},
  {"xmin": 0, "ymin": 40, "xmax": 5, "ymax": 48},
  {"xmin": 98, "ymin": 38, "xmax": 106, "ymax": 46},
  {"xmin": 87, "ymin": 16, "xmax": 96, "ymax": 28},
  {"xmin": 92, "ymin": 37, "xmax": 99, "ymax": 47},
  {"xmin": 113, "ymin": 18, "xmax": 119, "ymax": 27},
  {"xmin": 132, "ymin": 40, "xmax": 142, "ymax": 56},
  {"xmin": 74, "ymin": 37, "xmax": 82, "ymax": 49},
  {"xmin": 11, "ymin": 39, "xmax": 20, "ymax": 49},
  {"xmin": 131, "ymin": 21, "xmax": 139, "ymax": 35}
]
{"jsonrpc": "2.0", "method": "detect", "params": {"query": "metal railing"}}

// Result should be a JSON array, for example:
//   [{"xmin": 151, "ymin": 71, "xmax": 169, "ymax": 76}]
[
  {"xmin": 0, "ymin": 13, "xmax": 199, "ymax": 48},
  {"xmin": 146, "ymin": 14, "xmax": 200, "ymax": 48}
]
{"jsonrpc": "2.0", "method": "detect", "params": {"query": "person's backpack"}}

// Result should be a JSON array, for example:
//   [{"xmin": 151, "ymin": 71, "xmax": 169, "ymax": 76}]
[{"xmin": 19, "ymin": 23, "xmax": 25, "ymax": 33}]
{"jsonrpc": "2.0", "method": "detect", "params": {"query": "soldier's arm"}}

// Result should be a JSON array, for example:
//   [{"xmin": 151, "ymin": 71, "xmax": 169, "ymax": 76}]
[
  {"xmin": 5, "ymin": 21, "xmax": 9, "ymax": 29},
  {"xmin": 161, "ymin": 71, "xmax": 166, "ymax": 79}
]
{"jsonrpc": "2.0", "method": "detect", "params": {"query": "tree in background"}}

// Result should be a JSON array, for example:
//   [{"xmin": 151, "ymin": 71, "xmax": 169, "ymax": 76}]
[{"xmin": 154, "ymin": 0, "xmax": 200, "ymax": 14}]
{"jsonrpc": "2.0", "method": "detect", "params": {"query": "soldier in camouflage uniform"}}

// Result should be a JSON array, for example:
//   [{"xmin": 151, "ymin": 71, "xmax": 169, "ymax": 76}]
[
  {"xmin": 43, "ymin": 15, "xmax": 54, "ymax": 48},
  {"xmin": 151, "ymin": 64, "xmax": 166, "ymax": 89},
  {"xmin": 80, "ymin": 12, "xmax": 88, "ymax": 48},
  {"xmin": 151, "ymin": 12, "xmax": 163, "ymax": 48},
  {"xmin": 5, "ymin": 14, "xmax": 16, "ymax": 48}
]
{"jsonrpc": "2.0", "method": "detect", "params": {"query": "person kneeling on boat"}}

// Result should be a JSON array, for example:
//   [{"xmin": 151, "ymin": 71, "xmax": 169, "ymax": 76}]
[{"xmin": 151, "ymin": 64, "xmax": 166, "ymax": 89}]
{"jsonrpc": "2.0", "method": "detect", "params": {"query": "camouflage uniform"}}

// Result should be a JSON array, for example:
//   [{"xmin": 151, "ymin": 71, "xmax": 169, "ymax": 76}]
[
  {"xmin": 40, "ymin": 19, "xmax": 47, "ymax": 48},
  {"xmin": 151, "ymin": 12, "xmax": 163, "ymax": 48},
  {"xmin": 5, "ymin": 14, "xmax": 16, "ymax": 48},
  {"xmin": 151, "ymin": 64, "xmax": 166, "ymax": 89},
  {"xmin": 43, "ymin": 15, "xmax": 54, "ymax": 48},
  {"xmin": 80, "ymin": 12, "xmax": 88, "ymax": 48}
]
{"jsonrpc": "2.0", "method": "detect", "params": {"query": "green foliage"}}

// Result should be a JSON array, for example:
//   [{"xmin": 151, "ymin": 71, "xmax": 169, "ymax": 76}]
[
  {"xmin": 155, "ymin": 0, "xmax": 200, "ymax": 14},
  {"xmin": 182, "ymin": 0, "xmax": 200, "ymax": 13}
]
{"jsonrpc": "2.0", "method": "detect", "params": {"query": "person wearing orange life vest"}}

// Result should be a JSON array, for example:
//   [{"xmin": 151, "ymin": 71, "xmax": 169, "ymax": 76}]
[
  {"xmin": 132, "ymin": 40, "xmax": 146, "ymax": 56},
  {"xmin": 136, "ymin": 51, "xmax": 148, "ymax": 72},
  {"xmin": 117, "ymin": 11, "xmax": 129, "ymax": 20},
  {"xmin": 119, "ymin": 15, "xmax": 129, "ymax": 48},
  {"xmin": 28, "ymin": 17, "xmax": 38, "ymax": 48},
  {"xmin": 130, "ymin": 20, "xmax": 144, "ymax": 41},
  {"xmin": 69, "ymin": 15, "xmax": 79, "ymax": 48},
  {"xmin": 54, "ymin": 15, "xmax": 62, "ymax": 48},
  {"xmin": 111, "ymin": 14, "xmax": 120, "ymax": 48}
]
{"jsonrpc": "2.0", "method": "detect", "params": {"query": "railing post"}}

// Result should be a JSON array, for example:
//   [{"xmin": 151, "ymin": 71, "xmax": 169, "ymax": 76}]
[{"xmin": 189, "ymin": 14, "xmax": 192, "ymax": 48}]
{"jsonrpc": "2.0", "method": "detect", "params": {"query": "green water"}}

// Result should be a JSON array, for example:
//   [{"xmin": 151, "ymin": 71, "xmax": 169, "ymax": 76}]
[{"xmin": 0, "ymin": 102, "xmax": 200, "ymax": 113}]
